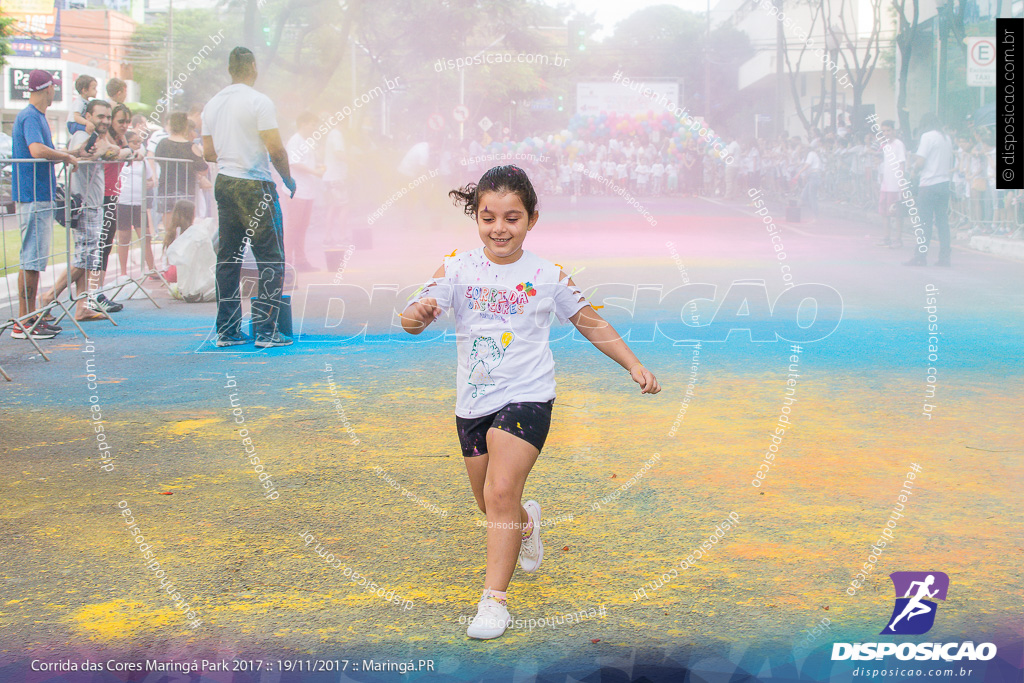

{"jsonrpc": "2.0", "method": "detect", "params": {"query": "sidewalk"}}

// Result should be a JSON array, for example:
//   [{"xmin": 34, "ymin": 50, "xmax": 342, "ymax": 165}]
[{"xmin": 731, "ymin": 192, "xmax": 1024, "ymax": 261}]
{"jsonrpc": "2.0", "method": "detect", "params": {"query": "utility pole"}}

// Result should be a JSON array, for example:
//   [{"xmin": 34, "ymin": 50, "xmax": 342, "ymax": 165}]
[
  {"xmin": 826, "ymin": 24, "xmax": 838, "ymax": 134},
  {"xmin": 936, "ymin": 0, "xmax": 949, "ymax": 119},
  {"xmin": 166, "ymin": 0, "xmax": 173, "ymax": 111},
  {"xmin": 350, "ymin": 38, "xmax": 357, "ymax": 129},
  {"xmin": 775, "ymin": 0, "xmax": 784, "ymax": 137},
  {"xmin": 458, "ymin": 33, "xmax": 506, "ymax": 142},
  {"xmin": 705, "ymin": 0, "xmax": 712, "ymax": 119}
]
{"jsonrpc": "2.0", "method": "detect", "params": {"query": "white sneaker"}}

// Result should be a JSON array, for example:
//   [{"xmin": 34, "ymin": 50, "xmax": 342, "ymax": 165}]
[
  {"xmin": 466, "ymin": 599, "xmax": 512, "ymax": 639},
  {"xmin": 518, "ymin": 500, "xmax": 543, "ymax": 573}
]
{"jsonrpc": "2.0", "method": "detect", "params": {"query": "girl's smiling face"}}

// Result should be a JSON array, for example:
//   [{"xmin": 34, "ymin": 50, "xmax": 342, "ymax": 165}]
[{"xmin": 477, "ymin": 190, "xmax": 537, "ymax": 264}]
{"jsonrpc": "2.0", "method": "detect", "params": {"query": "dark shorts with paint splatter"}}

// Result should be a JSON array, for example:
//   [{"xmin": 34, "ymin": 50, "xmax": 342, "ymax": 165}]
[{"xmin": 455, "ymin": 399, "xmax": 555, "ymax": 457}]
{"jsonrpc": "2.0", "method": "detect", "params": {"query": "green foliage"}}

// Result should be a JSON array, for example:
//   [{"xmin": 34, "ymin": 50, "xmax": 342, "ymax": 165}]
[
  {"xmin": 571, "ymin": 5, "xmax": 753, "ymax": 132},
  {"xmin": 122, "ymin": 1, "xmax": 752, "ymax": 140},
  {"xmin": 0, "ymin": 12, "xmax": 15, "ymax": 69},
  {"xmin": 127, "ymin": 8, "xmax": 239, "ymax": 111}
]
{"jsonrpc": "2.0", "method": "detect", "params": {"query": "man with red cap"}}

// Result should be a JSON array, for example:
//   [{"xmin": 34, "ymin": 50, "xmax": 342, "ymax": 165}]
[{"xmin": 10, "ymin": 70, "xmax": 78, "ymax": 340}]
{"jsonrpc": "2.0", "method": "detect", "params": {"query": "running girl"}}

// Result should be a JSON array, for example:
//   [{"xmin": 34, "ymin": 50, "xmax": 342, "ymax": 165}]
[{"xmin": 401, "ymin": 165, "xmax": 661, "ymax": 640}]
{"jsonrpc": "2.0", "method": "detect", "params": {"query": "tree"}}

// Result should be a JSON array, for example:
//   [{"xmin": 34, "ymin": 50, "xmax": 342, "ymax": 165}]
[
  {"xmin": 780, "ymin": 0, "xmax": 830, "ymax": 134},
  {"xmin": 0, "ymin": 11, "xmax": 14, "ymax": 69},
  {"xmin": 827, "ymin": 0, "xmax": 885, "ymax": 131},
  {"xmin": 210, "ymin": 0, "xmax": 559, "ymax": 135},
  {"xmin": 587, "ymin": 5, "xmax": 753, "ymax": 132},
  {"xmin": 891, "ymin": 0, "xmax": 919, "ymax": 135},
  {"xmin": 127, "ymin": 8, "xmax": 237, "ymax": 109}
]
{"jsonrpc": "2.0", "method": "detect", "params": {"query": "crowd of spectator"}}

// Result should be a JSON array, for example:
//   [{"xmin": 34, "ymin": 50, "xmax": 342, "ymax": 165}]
[
  {"xmin": 8, "ymin": 58, "xmax": 1021, "ymax": 346},
  {"xmin": 9, "ymin": 71, "xmax": 206, "ymax": 340}
]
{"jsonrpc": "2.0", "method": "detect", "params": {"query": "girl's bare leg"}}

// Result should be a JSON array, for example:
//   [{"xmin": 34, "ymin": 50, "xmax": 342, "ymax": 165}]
[
  {"xmin": 140, "ymin": 228, "xmax": 156, "ymax": 272},
  {"xmin": 464, "ymin": 453, "xmax": 490, "ymax": 513},
  {"xmin": 117, "ymin": 229, "xmax": 131, "ymax": 275},
  {"xmin": 478, "ymin": 428, "xmax": 538, "ymax": 593}
]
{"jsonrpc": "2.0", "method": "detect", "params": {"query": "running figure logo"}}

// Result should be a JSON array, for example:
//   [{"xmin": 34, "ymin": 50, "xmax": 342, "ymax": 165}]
[
  {"xmin": 467, "ymin": 332, "xmax": 514, "ymax": 397},
  {"xmin": 880, "ymin": 572, "xmax": 949, "ymax": 635}
]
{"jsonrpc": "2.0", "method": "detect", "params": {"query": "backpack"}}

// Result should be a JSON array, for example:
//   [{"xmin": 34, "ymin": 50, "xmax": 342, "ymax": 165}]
[{"xmin": 52, "ymin": 184, "xmax": 84, "ymax": 231}]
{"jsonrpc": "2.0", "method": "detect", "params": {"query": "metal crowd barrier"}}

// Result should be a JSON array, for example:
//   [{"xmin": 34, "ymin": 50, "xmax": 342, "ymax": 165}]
[
  {"xmin": 1, "ymin": 155, "xmax": 204, "ymax": 380},
  {"xmin": 950, "ymin": 187, "xmax": 1024, "ymax": 239}
]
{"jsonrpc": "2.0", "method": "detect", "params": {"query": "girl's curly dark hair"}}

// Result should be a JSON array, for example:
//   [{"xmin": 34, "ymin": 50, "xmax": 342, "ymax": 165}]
[{"xmin": 449, "ymin": 164, "xmax": 538, "ymax": 220}]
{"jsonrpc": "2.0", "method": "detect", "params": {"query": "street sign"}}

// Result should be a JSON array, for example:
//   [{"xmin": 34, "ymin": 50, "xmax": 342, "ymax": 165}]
[
  {"xmin": 7, "ymin": 67, "xmax": 62, "ymax": 102},
  {"xmin": 478, "ymin": 116, "xmax": 493, "ymax": 132},
  {"xmin": 428, "ymin": 113, "xmax": 445, "ymax": 131},
  {"xmin": 966, "ymin": 37, "xmax": 996, "ymax": 87},
  {"xmin": 452, "ymin": 105, "xmax": 469, "ymax": 122}
]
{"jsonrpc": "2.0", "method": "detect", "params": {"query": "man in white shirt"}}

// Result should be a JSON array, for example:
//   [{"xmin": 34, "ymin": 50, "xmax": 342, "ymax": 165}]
[
  {"xmin": 202, "ymin": 46, "xmax": 296, "ymax": 347},
  {"xmin": 586, "ymin": 156, "xmax": 601, "ymax": 195},
  {"xmin": 798, "ymin": 144, "xmax": 823, "ymax": 217},
  {"xmin": 905, "ymin": 113, "xmax": 954, "ymax": 266},
  {"xmin": 725, "ymin": 138, "xmax": 741, "ymax": 197},
  {"xmin": 146, "ymin": 115, "xmax": 169, "ymax": 155},
  {"xmin": 322, "ymin": 126, "xmax": 348, "ymax": 243},
  {"xmin": 284, "ymin": 112, "xmax": 323, "ymax": 271},
  {"xmin": 877, "ymin": 120, "xmax": 907, "ymax": 247}
]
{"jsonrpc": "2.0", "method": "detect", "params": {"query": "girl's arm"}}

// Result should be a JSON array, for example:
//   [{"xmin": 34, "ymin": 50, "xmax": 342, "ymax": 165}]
[
  {"xmin": 567, "ymin": 286, "xmax": 661, "ymax": 395},
  {"xmin": 401, "ymin": 264, "xmax": 445, "ymax": 335}
]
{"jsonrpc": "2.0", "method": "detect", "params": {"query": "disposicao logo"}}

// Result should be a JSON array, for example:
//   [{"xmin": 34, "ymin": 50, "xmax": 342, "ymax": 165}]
[
  {"xmin": 832, "ymin": 572, "xmax": 997, "ymax": 662},
  {"xmin": 881, "ymin": 571, "xmax": 948, "ymax": 635}
]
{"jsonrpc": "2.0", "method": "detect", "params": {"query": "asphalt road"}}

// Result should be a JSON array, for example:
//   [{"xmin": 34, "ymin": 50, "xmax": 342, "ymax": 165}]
[{"xmin": 1, "ymin": 193, "xmax": 1021, "ymax": 683}]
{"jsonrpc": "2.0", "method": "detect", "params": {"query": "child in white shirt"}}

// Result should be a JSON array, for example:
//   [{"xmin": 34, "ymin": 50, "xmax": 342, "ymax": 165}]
[
  {"xmin": 635, "ymin": 162, "xmax": 650, "ymax": 195},
  {"xmin": 651, "ymin": 161, "xmax": 665, "ymax": 196},
  {"xmin": 67, "ymin": 75, "xmax": 98, "ymax": 136},
  {"xmin": 403, "ymin": 164, "xmax": 661, "ymax": 640},
  {"xmin": 666, "ymin": 162, "xmax": 678, "ymax": 194}
]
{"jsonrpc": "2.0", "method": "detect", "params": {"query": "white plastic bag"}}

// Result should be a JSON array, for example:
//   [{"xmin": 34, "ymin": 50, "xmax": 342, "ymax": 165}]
[{"xmin": 165, "ymin": 216, "xmax": 218, "ymax": 302}]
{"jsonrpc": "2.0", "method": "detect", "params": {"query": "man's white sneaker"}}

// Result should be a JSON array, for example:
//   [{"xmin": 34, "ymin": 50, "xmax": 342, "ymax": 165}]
[
  {"xmin": 466, "ymin": 599, "xmax": 512, "ymax": 640},
  {"xmin": 518, "ymin": 500, "xmax": 543, "ymax": 573}
]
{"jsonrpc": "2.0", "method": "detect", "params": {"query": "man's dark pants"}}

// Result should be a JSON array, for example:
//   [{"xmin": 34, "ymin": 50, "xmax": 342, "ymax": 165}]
[
  {"xmin": 916, "ymin": 182, "xmax": 951, "ymax": 261},
  {"xmin": 214, "ymin": 175, "xmax": 285, "ymax": 338}
]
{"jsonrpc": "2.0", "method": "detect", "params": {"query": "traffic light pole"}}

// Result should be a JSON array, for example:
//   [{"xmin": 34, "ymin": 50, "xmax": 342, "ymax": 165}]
[{"xmin": 457, "ymin": 34, "xmax": 506, "ymax": 143}]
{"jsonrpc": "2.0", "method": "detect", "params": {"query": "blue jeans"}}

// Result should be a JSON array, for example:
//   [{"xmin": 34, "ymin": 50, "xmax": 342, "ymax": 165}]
[
  {"xmin": 213, "ymin": 175, "xmax": 286, "ymax": 338},
  {"xmin": 917, "ymin": 182, "xmax": 951, "ymax": 260}
]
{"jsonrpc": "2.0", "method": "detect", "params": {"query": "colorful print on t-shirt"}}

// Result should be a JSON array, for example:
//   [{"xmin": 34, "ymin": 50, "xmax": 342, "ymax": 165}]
[
  {"xmin": 464, "ymin": 282, "xmax": 537, "ymax": 317},
  {"xmin": 467, "ymin": 332, "xmax": 514, "ymax": 397}
]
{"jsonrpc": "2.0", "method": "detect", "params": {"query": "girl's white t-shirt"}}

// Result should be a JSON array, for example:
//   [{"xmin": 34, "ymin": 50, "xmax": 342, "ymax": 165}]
[
  {"xmin": 414, "ymin": 248, "xmax": 590, "ymax": 418},
  {"xmin": 117, "ymin": 159, "xmax": 151, "ymax": 206}
]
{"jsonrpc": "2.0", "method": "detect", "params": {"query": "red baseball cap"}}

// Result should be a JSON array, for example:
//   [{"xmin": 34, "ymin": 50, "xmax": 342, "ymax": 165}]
[{"xmin": 28, "ymin": 69, "xmax": 61, "ymax": 92}]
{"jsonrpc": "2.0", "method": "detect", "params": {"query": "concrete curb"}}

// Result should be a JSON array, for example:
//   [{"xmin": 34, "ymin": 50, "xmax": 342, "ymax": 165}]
[{"xmin": 968, "ymin": 235, "xmax": 1024, "ymax": 262}]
